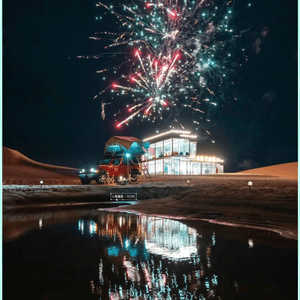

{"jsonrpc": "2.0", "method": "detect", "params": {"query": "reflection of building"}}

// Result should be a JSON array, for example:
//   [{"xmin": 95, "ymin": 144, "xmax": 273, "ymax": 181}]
[
  {"xmin": 79, "ymin": 212, "xmax": 220, "ymax": 299},
  {"xmin": 144, "ymin": 217, "xmax": 198, "ymax": 260},
  {"xmin": 141, "ymin": 130, "xmax": 224, "ymax": 175}
]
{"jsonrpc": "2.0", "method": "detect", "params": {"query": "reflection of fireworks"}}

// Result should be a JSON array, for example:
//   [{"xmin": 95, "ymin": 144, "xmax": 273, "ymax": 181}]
[{"xmin": 90, "ymin": 0, "xmax": 248, "ymax": 129}]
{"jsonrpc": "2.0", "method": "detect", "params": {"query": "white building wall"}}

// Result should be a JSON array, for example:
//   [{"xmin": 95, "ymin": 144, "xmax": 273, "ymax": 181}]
[{"xmin": 141, "ymin": 135, "xmax": 224, "ymax": 175}]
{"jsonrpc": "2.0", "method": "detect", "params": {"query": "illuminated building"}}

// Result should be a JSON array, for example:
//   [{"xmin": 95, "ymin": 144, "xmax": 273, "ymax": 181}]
[{"xmin": 141, "ymin": 130, "xmax": 224, "ymax": 175}]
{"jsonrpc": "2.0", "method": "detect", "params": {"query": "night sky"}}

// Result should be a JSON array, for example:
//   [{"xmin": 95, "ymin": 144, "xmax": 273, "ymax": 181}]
[{"xmin": 3, "ymin": 0, "xmax": 298, "ymax": 172}]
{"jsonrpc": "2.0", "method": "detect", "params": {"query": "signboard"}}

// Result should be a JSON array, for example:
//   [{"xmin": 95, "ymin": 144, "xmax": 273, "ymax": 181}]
[{"xmin": 110, "ymin": 193, "xmax": 138, "ymax": 201}]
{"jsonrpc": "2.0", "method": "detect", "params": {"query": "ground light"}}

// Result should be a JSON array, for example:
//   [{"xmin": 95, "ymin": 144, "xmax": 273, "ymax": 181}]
[
  {"xmin": 40, "ymin": 180, "xmax": 43, "ymax": 188},
  {"xmin": 248, "ymin": 181, "xmax": 253, "ymax": 191}
]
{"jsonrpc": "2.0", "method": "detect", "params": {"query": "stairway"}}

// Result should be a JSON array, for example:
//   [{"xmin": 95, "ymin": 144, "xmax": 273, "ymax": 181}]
[{"xmin": 136, "ymin": 156, "xmax": 153, "ymax": 183}]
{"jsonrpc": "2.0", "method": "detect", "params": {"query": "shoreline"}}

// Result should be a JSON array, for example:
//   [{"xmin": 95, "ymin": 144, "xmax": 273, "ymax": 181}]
[
  {"xmin": 3, "ymin": 176, "xmax": 297, "ymax": 241},
  {"xmin": 98, "ymin": 205, "xmax": 297, "ymax": 240}
]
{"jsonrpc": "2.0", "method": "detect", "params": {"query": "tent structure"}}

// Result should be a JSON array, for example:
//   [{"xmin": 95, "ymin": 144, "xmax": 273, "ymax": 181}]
[{"xmin": 104, "ymin": 136, "xmax": 150, "ymax": 157}]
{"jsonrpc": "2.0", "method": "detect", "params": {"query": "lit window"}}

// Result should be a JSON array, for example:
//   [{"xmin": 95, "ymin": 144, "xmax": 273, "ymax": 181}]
[
  {"xmin": 163, "ymin": 139, "xmax": 172, "ymax": 156},
  {"xmin": 180, "ymin": 160, "xmax": 187, "ymax": 175},
  {"xmin": 156, "ymin": 160, "xmax": 163, "ymax": 174},
  {"xmin": 190, "ymin": 142, "xmax": 197, "ymax": 158},
  {"xmin": 147, "ymin": 144, "xmax": 155, "ymax": 160},
  {"xmin": 155, "ymin": 141, "xmax": 163, "ymax": 158},
  {"xmin": 164, "ymin": 158, "xmax": 172, "ymax": 174},
  {"xmin": 148, "ymin": 161, "xmax": 155, "ymax": 174},
  {"xmin": 173, "ymin": 138, "xmax": 179, "ymax": 155}
]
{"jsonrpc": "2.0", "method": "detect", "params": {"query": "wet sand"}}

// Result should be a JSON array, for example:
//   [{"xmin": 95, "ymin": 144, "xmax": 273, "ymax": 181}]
[{"xmin": 101, "ymin": 177, "xmax": 298, "ymax": 240}]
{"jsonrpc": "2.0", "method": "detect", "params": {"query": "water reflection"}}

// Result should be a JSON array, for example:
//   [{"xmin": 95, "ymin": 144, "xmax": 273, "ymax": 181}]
[
  {"xmin": 3, "ymin": 209, "xmax": 297, "ymax": 300},
  {"xmin": 78, "ymin": 213, "xmax": 220, "ymax": 299}
]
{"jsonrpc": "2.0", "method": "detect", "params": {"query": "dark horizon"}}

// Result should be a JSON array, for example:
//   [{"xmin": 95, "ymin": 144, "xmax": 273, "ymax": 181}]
[{"xmin": 3, "ymin": 0, "xmax": 298, "ymax": 172}]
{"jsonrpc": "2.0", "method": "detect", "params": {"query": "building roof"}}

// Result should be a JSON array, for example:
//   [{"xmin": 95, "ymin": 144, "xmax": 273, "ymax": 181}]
[{"xmin": 143, "ymin": 130, "xmax": 198, "ymax": 142}]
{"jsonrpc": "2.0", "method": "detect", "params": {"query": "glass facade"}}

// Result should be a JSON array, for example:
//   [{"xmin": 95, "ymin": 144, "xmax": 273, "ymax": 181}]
[
  {"xmin": 163, "ymin": 139, "xmax": 172, "ymax": 156},
  {"xmin": 147, "ymin": 144, "xmax": 155, "ymax": 160},
  {"xmin": 179, "ymin": 139, "xmax": 189, "ymax": 155},
  {"xmin": 173, "ymin": 159, "xmax": 179, "ymax": 175},
  {"xmin": 142, "ymin": 134, "xmax": 223, "ymax": 175},
  {"xmin": 173, "ymin": 138, "xmax": 179, "ymax": 155},
  {"xmin": 180, "ymin": 160, "xmax": 187, "ymax": 175},
  {"xmin": 145, "ymin": 159, "xmax": 217, "ymax": 175},
  {"xmin": 192, "ymin": 162, "xmax": 201, "ymax": 174},
  {"xmin": 190, "ymin": 142, "xmax": 196, "ymax": 158},
  {"xmin": 156, "ymin": 159, "xmax": 163, "ymax": 174},
  {"xmin": 202, "ymin": 163, "xmax": 216, "ymax": 174},
  {"xmin": 148, "ymin": 161, "xmax": 155, "ymax": 174},
  {"xmin": 155, "ymin": 141, "xmax": 163, "ymax": 158},
  {"xmin": 163, "ymin": 158, "xmax": 172, "ymax": 174}
]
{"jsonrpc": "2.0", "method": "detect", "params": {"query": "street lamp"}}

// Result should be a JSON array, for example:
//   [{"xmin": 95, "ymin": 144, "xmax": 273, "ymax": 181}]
[{"xmin": 248, "ymin": 181, "xmax": 253, "ymax": 191}]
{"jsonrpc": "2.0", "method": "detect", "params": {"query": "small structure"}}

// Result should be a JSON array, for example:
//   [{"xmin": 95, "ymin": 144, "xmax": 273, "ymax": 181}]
[
  {"xmin": 79, "ymin": 136, "xmax": 150, "ymax": 185},
  {"xmin": 141, "ymin": 130, "xmax": 224, "ymax": 175},
  {"xmin": 104, "ymin": 136, "xmax": 149, "ymax": 157}
]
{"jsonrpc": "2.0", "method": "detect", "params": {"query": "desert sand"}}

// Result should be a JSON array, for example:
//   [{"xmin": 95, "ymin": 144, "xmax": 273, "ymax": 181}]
[
  {"xmin": 2, "ymin": 147, "xmax": 79, "ymax": 185},
  {"xmin": 237, "ymin": 162, "xmax": 297, "ymax": 179},
  {"xmin": 2, "ymin": 147, "xmax": 298, "ymax": 239}
]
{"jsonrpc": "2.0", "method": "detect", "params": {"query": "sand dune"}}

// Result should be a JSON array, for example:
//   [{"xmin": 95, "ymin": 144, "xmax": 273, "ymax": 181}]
[
  {"xmin": 2, "ymin": 147, "xmax": 298, "ymax": 184},
  {"xmin": 237, "ymin": 162, "xmax": 297, "ymax": 179},
  {"xmin": 3, "ymin": 147, "xmax": 79, "ymax": 185}
]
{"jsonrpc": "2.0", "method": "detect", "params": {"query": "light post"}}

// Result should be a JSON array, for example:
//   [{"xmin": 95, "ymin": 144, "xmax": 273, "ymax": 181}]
[{"xmin": 248, "ymin": 181, "xmax": 253, "ymax": 191}]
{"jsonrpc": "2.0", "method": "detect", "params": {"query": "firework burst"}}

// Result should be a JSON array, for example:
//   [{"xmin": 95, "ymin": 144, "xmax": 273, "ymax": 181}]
[
  {"xmin": 112, "ymin": 50, "xmax": 182, "ymax": 127},
  {"xmin": 89, "ymin": 0, "xmax": 247, "ymax": 131}
]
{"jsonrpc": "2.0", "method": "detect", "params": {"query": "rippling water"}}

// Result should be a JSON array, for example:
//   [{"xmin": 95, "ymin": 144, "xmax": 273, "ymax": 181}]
[{"xmin": 3, "ymin": 205, "xmax": 297, "ymax": 299}]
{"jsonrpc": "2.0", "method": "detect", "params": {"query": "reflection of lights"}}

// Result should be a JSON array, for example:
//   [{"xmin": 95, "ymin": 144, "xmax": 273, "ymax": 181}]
[
  {"xmin": 145, "ymin": 242, "xmax": 197, "ymax": 260},
  {"xmin": 142, "ymin": 262, "xmax": 152, "ymax": 289},
  {"xmin": 123, "ymin": 258, "xmax": 140, "ymax": 283},
  {"xmin": 89, "ymin": 221, "xmax": 97, "ymax": 236},
  {"xmin": 161, "ymin": 273, "xmax": 167, "ymax": 286},
  {"xmin": 212, "ymin": 274, "xmax": 218, "ymax": 285},
  {"xmin": 212, "ymin": 232, "xmax": 216, "ymax": 246},
  {"xmin": 39, "ymin": 218, "xmax": 42, "ymax": 229},
  {"xmin": 91, "ymin": 213, "xmax": 221, "ymax": 298},
  {"xmin": 248, "ymin": 238, "xmax": 254, "ymax": 248},
  {"xmin": 108, "ymin": 246, "xmax": 119, "ymax": 257},
  {"xmin": 205, "ymin": 280, "xmax": 210, "ymax": 290},
  {"xmin": 145, "ymin": 218, "xmax": 198, "ymax": 260},
  {"xmin": 129, "ymin": 248, "xmax": 138, "ymax": 258},
  {"xmin": 99, "ymin": 259, "xmax": 104, "ymax": 284},
  {"xmin": 78, "ymin": 220, "xmax": 84, "ymax": 234},
  {"xmin": 118, "ymin": 216, "xmax": 125, "ymax": 227},
  {"xmin": 125, "ymin": 239, "xmax": 130, "ymax": 249}
]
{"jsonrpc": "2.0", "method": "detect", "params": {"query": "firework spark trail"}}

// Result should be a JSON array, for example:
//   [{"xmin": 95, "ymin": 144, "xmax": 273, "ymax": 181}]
[
  {"xmin": 117, "ymin": 102, "xmax": 152, "ymax": 127},
  {"xmin": 112, "ymin": 51, "xmax": 182, "ymax": 126},
  {"xmin": 92, "ymin": 0, "xmax": 247, "ymax": 130}
]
